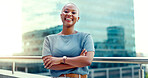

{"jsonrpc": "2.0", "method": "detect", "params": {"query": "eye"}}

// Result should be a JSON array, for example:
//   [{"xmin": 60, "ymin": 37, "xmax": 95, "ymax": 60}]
[
  {"xmin": 64, "ymin": 11, "xmax": 68, "ymax": 13},
  {"xmin": 72, "ymin": 12, "xmax": 76, "ymax": 14}
]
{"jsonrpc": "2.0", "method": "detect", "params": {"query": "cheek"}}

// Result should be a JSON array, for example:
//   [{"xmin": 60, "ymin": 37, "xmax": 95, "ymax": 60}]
[
  {"xmin": 74, "ymin": 16, "xmax": 79, "ymax": 21},
  {"xmin": 61, "ymin": 14, "xmax": 65, "ymax": 20},
  {"xmin": 62, "ymin": 13, "xmax": 67, "ymax": 16}
]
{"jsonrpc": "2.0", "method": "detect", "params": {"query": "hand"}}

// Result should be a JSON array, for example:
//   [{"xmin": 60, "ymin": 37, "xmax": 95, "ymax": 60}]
[
  {"xmin": 80, "ymin": 49, "xmax": 87, "ymax": 56},
  {"xmin": 42, "ymin": 55, "xmax": 52, "ymax": 63},
  {"xmin": 43, "ymin": 56, "xmax": 62, "ymax": 69}
]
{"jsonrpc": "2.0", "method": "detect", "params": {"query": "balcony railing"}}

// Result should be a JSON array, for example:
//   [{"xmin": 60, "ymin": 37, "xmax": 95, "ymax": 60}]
[{"xmin": 0, "ymin": 56, "xmax": 148, "ymax": 78}]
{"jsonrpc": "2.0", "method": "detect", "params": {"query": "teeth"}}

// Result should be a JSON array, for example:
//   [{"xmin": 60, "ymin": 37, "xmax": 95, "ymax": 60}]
[{"xmin": 66, "ymin": 18, "xmax": 72, "ymax": 21}]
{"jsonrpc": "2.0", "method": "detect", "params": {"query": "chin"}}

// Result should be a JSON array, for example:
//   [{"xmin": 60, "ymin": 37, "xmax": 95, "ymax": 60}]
[
  {"xmin": 64, "ymin": 25, "xmax": 73, "ymax": 28},
  {"xmin": 64, "ymin": 23, "xmax": 75, "ymax": 27}
]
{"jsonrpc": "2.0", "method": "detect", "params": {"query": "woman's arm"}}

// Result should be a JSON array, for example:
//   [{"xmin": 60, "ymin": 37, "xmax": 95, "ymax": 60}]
[
  {"xmin": 65, "ymin": 52, "xmax": 94, "ymax": 67},
  {"xmin": 43, "ymin": 55, "xmax": 77, "ymax": 70},
  {"xmin": 47, "ymin": 64, "xmax": 76, "ymax": 70},
  {"xmin": 43, "ymin": 51, "xmax": 94, "ymax": 68}
]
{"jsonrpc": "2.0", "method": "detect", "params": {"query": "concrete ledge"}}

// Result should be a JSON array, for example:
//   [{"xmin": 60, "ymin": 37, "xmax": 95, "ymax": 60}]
[{"xmin": 0, "ymin": 69, "xmax": 51, "ymax": 78}]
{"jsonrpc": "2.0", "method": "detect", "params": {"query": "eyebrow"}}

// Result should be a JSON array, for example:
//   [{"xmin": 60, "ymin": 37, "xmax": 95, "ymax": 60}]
[{"xmin": 64, "ymin": 8, "xmax": 77, "ymax": 11}]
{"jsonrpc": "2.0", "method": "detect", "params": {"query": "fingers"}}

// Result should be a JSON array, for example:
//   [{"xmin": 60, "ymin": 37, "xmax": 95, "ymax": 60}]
[
  {"xmin": 43, "ymin": 58, "xmax": 53, "ymax": 69},
  {"xmin": 43, "ymin": 56, "xmax": 51, "ymax": 62},
  {"xmin": 80, "ymin": 49, "xmax": 86, "ymax": 55},
  {"xmin": 43, "ymin": 56, "xmax": 52, "ymax": 65},
  {"xmin": 80, "ymin": 49, "xmax": 87, "ymax": 56},
  {"xmin": 42, "ymin": 55, "xmax": 52, "ymax": 63},
  {"xmin": 45, "ymin": 60, "xmax": 52, "ymax": 68},
  {"xmin": 43, "ymin": 58, "xmax": 48, "ymax": 63},
  {"xmin": 84, "ymin": 50, "xmax": 87, "ymax": 56},
  {"xmin": 43, "ymin": 57, "xmax": 60, "ymax": 69},
  {"xmin": 44, "ymin": 59, "xmax": 50, "ymax": 65},
  {"xmin": 47, "ymin": 63, "xmax": 53, "ymax": 69},
  {"xmin": 43, "ymin": 57, "xmax": 47, "ymax": 61}
]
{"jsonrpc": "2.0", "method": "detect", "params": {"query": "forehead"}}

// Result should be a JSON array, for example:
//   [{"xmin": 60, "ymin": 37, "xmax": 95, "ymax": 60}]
[{"xmin": 62, "ymin": 4, "xmax": 78, "ymax": 12}]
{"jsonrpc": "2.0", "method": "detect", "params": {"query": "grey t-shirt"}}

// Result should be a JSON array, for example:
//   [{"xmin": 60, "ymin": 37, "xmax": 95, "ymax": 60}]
[{"xmin": 42, "ymin": 31, "xmax": 95, "ymax": 77}]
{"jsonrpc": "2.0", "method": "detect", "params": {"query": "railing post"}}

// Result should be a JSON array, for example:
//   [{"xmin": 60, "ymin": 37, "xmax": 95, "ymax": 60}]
[
  {"xmin": 106, "ymin": 69, "xmax": 109, "ymax": 78},
  {"xmin": 25, "ymin": 67, "xmax": 28, "ymax": 73},
  {"xmin": 132, "ymin": 66, "xmax": 134, "ymax": 78},
  {"xmin": 139, "ymin": 64, "xmax": 144, "ymax": 78},
  {"xmin": 120, "ymin": 68, "xmax": 122, "ymax": 78},
  {"xmin": 12, "ymin": 61, "xmax": 15, "ymax": 74},
  {"xmin": 16, "ymin": 66, "xmax": 18, "ymax": 71},
  {"xmin": 91, "ymin": 70, "xmax": 94, "ymax": 78}
]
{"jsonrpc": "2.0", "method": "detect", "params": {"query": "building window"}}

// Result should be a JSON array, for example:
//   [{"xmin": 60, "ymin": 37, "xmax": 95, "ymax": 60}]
[{"xmin": 32, "ymin": 48, "xmax": 39, "ymax": 51}]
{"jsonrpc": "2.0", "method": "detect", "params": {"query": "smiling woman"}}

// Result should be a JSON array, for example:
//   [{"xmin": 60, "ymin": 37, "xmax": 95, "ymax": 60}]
[
  {"xmin": 0, "ymin": 0, "xmax": 22, "ymax": 56},
  {"xmin": 42, "ymin": 3, "xmax": 95, "ymax": 78}
]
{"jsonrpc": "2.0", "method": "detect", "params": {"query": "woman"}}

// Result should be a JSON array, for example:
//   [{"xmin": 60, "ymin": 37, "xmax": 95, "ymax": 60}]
[{"xmin": 42, "ymin": 3, "xmax": 95, "ymax": 78}]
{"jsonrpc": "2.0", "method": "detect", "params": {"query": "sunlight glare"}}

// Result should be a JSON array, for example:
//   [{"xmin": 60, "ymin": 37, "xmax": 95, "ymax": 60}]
[{"xmin": 0, "ymin": 0, "xmax": 22, "ymax": 56}]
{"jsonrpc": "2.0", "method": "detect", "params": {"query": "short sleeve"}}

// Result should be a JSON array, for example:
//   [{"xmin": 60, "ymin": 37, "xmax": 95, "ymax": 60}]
[
  {"xmin": 83, "ymin": 34, "xmax": 95, "ymax": 52},
  {"xmin": 42, "ymin": 37, "xmax": 52, "ymax": 57}
]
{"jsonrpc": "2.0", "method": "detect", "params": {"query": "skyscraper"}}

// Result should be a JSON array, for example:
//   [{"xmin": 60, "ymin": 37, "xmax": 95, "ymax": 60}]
[{"xmin": 106, "ymin": 26, "xmax": 125, "ymax": 49}]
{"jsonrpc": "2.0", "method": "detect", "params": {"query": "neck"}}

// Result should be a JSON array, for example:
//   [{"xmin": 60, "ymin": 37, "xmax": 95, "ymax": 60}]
[{"xmin": 61, "ymin": 25, "xmax": 75, "ymax": 35}]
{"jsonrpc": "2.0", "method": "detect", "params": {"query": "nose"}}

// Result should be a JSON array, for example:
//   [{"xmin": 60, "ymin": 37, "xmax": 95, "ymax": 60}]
[{"xmin": 67, "ymin": 12, "xmax": 72, "ymax": 16}]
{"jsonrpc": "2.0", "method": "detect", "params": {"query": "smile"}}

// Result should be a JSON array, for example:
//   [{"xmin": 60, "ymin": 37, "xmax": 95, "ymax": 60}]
[
  {"xmin": 65, "ymin": 18, "xmax": 73, "ymax": 21},
  {"xmin": 66, "ymin": 18, "xmax": 71, "ymax": 21}
]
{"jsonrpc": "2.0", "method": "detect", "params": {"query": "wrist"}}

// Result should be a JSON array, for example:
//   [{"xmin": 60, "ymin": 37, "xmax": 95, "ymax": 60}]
[
  {"xmin": 59, "ymin": 58, "xmax": 63, "ymax": 64},
  {"xmin": 63, "ymin": 56, "xmax": 67, "ymax": 64}
]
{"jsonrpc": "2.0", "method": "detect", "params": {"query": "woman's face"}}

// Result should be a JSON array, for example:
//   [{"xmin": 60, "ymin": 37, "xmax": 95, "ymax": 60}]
[{"xmin": 60, "ymin": 4, "xmax": 79, "ymax": 27}]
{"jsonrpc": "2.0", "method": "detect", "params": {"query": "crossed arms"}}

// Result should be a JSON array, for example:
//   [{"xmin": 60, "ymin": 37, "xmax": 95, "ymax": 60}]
[{"xmin": 42, "ymin": 49, "xmax": 94, "ymax": 70}]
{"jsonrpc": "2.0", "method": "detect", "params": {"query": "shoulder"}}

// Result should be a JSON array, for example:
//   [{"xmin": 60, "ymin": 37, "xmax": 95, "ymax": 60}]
[
  {"xmin": 44, "ymin": 34, "xmax": 58, "ymax": 40},
  {"xmin": 78, "ymin": 32, "xmax": 91, "ymax": 37}
]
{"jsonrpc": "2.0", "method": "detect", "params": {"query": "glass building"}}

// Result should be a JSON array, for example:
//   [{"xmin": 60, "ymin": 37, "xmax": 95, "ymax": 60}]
[{"xmin": 67, "ymin": 0, "xmax": 135, "ymax": 55}]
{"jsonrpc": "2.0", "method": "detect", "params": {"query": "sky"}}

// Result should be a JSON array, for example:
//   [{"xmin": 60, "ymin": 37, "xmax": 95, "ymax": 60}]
[
  {"xmin": 134, "ymin": 0, "xmax": 148, "ymax": 56},
  {"xmin": 0, "ymin": 0, "xmax": 22, "ymax": 56},
  {"xmin": 22, "ymin": 0, "xmax": 65, "ymax": 33},
  {"xmin": 0, "ymin": 0, "xmax": 148, "ymax": 56}
]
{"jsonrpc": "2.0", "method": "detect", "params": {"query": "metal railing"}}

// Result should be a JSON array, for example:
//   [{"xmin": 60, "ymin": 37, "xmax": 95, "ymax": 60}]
[{"xmin": 0, "ymin": 56, "xmax": 148, "ymax": 78}]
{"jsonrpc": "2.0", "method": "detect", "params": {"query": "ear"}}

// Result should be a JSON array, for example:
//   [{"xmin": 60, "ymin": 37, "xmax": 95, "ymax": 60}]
[{"xmin": 77, "ymin": 17, "xmax": 80, "ymax": 22}]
